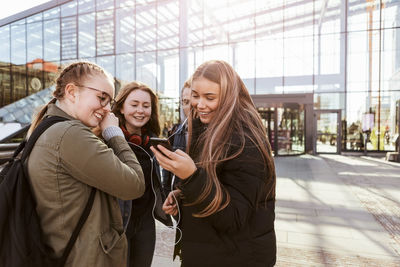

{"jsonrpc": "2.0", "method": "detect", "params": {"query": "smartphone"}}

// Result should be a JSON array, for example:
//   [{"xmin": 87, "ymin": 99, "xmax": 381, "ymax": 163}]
[{"xmin": 149, "ymin": 137, "xmax": 172, "ymax": 151}]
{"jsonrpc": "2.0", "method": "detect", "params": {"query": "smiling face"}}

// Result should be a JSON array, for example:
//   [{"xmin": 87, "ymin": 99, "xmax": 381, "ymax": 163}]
[
  {"xmin": 121, "ymin": 89, "xmax": 152, "ymax": 134},
  {"xmin": 73, "ymin": 74, "xmax": 114, "ymax": 128},
  {"xmin": 191, "ymin": 77, "xmax": 221, "ymax": 124}
]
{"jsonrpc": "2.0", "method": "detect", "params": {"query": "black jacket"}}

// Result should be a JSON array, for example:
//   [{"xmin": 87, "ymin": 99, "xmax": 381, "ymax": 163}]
[
  {"xmin": 162, "ymin": 122, "xmax": 187, "ymax": 195},
  {"xmin": 177, "ymin": 119, "xmax": 276, "ymax": 267}
]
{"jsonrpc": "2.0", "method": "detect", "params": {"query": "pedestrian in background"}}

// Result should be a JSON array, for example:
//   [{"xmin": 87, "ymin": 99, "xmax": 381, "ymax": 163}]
[
  {"xmin": 152, "ymin": 60, "xmax": 277, "ymax": 267},
  {"xmin": 27, "ymin": 61, "xmax": 145, "ymax": 267}
]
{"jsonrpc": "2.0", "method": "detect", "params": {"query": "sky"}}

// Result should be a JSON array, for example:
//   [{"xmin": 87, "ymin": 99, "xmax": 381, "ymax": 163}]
[{"xmin": 0, "ymin": 0, "xmax": 49, "ymax": 20}]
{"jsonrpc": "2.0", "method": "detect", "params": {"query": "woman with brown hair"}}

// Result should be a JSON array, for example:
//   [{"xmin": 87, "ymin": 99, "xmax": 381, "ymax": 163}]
[
  {"xmin": 152, "ymin": 60, "xmax": 277, "ymax": 267},
  {"xmin": 27, "ymin": 61, "xmax": 145, "ymax": 266},
  {"xmin": 111, "ymin": 81, "xmax": 171, "ymax": 267}
]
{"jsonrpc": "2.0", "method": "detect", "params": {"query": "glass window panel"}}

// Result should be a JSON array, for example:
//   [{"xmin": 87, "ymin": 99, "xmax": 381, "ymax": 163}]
[
  {"xmin": 97, "ymin": 0, "xmax": 114, "ymax": 11},
  {"xmin": 255, "ymin": 36, "xmax": 283, "ymax": 94},
  {"xmin": 97, "ymin": 55, "xmax": 115, "ymax": 76},
  {"xmin": 0, "ymin": 64, "xmax": 11, "ymax": 106},
  {"xmin": 228, "ymin": 0, "xmax": 255, "ymax": 43},
  {"xmin": 116, "ymin": 7, "xmax": 135, "ymax": 53},
  {"xmin": 11, "ymin": 23, "xmax": 26, "ymax": 65},
  {"xmin": 188, "ymin": 0, "xmax": 203, "ymax": 46},
  {"xmin": 0, "ymin": 26, "xmax": 10, "ymax": 63},
  {"xmin": 319, "ymin": 0, "xmax": 341, "ymax": 34},
  {"xmin": 347, "ymin": 31, "xmax": 380, "ymax": 92},
  {"xmin": 158, "ymin": 49, "xmax": 179, "ymax": 97},
  {"xmin": 79, "ymin": 13, "xmax": 95, "ymax": 58},
  {"xmin": 314, "ymin": 92, "xmax": 344, "ymax": 110},
  {"xmin": 61, "ymin": 16, "xmax": 77, "ymax": 59},
  {"xmin": 78, "ymin": 0, "xmax": 95, "ymax": 13},
  {"xmin": 136, "ymin": 52, "xmax": 157, "ymax": 91},
  {"xmin": 382, "ymin": 28, "xmax": 400, "ymax": 88},
  {"xmin": 11, "ymin": 65, "xmax": 27, "ymax": 102},
  {"xmin": 136, "ymin": 2, "xmax": 156, "ymax": 52},
  {"xmin": 44, "ymin": 61, "xmax": 60, "ymax": 88},
  {"xmin": 44, "ymin": 19, "xmax": 60, "ymax": 61},
  {"xmin": 233, "ymin": 42, "xmax": 255, "ymax": 94},
  {"xmin": 203, "ymin": 44, "xmax": 231, "ymax": 63},
  {"xmin": 348, "ymin": 0, "xmax": 381, "ymax": 32},
  {"xmin": 256, "ymin": 1, "xmax": 283, "ymax": 40},
  {"xmin": 188, "ymin": 47, "xmax": 204, "ymax": 74},
  {"xmin": 117, "ymin": 0, "xmax": 134, "ymax": 8},
  {"xmin": 27, "ymin": 13, "xmax": 43, "ymax": 23},
  {"xmin": 382, "ymin": 0, "xmax": 400, "ymax": 29},
  {"xmin": 203, "ymin": 0, "xmax": 228, "ymax": 46},
  {"xmin": 61, "ymin": 0, "xmax": 77, "ymax": 17},
  {"xmin": 27, "ymin": 66, "xmax": 43, "ymax": 94},
  {"xmin": 27, "ymin": 22, "xmax": 43, "ymax": 62},
  {"xmin": 116, "ymin": 53, "xmax": 134, "ymax": 86},
  {"xmin": 97, "ymin": 10, "xmax": 114, "ymax": 55},
  {"xmin": 44, "ymin": 6, "xmax": 60, "ymax": 20},
  {"xmin": 283, "ymin": 35, "xmax": 313, "ymax": 76},
  {"xmin": 157, "ymin": 1, "xmax": 179, "ymax": 50}
]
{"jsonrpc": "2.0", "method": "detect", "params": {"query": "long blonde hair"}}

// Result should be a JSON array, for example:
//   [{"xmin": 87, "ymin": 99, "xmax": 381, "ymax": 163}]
[
  {"xmin": 27, "ymin": 61, "xmax": 113, "ymax": 137},
  {"xmin": 188, "ymin": 60, "xmax": 276, "ymax": 217},
  {"xmin": 112, "ymin": 81, "xmax": 161, "ymax": 136}
]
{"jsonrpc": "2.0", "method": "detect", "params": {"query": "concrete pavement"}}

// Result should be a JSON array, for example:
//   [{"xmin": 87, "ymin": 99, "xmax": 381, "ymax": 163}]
[{"xmin": 152, "ymin": 154, "xmax": 400, "ymax": 266}]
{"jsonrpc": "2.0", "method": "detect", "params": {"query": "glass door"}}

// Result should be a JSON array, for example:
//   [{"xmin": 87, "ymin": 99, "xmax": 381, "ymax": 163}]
[{"xmin": 314, "ymin": 110, "xmax": 342, "ymax": 154}]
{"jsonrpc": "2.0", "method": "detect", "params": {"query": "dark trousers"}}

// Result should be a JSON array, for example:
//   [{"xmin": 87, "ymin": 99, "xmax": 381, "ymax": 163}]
[{"xmin": 127, "ymin": 209, "xmax": 156, "ymax": 267}]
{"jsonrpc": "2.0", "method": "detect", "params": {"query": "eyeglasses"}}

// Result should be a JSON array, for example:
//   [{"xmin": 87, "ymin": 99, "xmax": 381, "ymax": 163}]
[{"xmin": 77, "ymin": 85, "xmax": 115, "ymax": 107}]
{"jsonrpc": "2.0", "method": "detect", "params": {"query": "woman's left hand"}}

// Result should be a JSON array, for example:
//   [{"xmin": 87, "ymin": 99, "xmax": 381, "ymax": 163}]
[{"xmin": 150, "ymin": 146, "xmax": 197, "ymax": 179}]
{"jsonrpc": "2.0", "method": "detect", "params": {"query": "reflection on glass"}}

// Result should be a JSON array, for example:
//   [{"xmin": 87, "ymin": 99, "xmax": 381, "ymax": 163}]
[
  {"xmin": 136, "ymin": 3, "xmax": 156, "ymax": 52},
  {"xmin": 44, "ymin": 19, "xmax": 60, "ymax": 61},
  {"xmin": 61, "ymin": 0, "xmax": 77, "ymax": 17},
  {"xmin": 27, "ymin": 22, "xmax": 43, "ymax": 62},
  {"xmin": 97, "ymin": 10, "xmax": 114, "ymax": 56},
  {"xmin": 61, "ymin": 17, "xmax": 77, "ymax": 59},
  {"xmin": 316, "ymin": 113, "xmax": 338, "ymax": 153},
  {"xmin": 116, "ymin": 7, "xmax": 135, "ymax": 53},
  {"xmin": 116, "ymin": 53, "xmax": 135, "ymax": 85},
  {"xmin": 257, "ymin": 106, "xmax": 305, "ymax": 156},
  {"xmin": 0, "ymin": 26, "xmax": 10, "ymax": 63},
  {"xmin": 136, "ymin": 52, "xmax": 157, "ymax": 91},
  {"xmin": 11, "ymin": 23, "xmax": 26, "ymax": 65},
  {"xmin": 78, "ymin": 0, "xmax": 95, "ymax": 14},
  {"xmin": 79, "ymin": 13, "xmax": 95, "ymax": 58},
  {"xmin": 97, "ymin": 56, "xmax": 115, "ymax": 76}
]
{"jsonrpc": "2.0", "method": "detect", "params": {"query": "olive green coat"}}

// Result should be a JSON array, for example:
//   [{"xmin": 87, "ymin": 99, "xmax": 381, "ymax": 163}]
[{"xmin": 28, "ymin": 104, "xmax": 145, "ymax": 267}]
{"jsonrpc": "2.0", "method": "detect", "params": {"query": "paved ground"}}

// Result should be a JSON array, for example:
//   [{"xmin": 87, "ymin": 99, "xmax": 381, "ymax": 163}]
[{"xmin": 152, "ymin": 154, "xmax": 400, "ymax": 266}]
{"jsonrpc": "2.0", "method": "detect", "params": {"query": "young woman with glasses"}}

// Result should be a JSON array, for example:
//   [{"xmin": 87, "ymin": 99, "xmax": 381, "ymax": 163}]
[{"xmin": 27, "ymin": 61, "xmax": 145, "ymax": 267}]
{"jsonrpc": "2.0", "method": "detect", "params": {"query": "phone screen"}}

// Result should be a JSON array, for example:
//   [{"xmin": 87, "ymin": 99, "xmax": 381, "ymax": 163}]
[{"xmin": 149, "ymin": 137, "xmax": 172, "ymax": 151}]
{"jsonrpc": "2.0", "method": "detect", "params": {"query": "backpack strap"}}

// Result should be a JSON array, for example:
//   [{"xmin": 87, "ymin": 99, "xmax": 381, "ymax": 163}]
[
  {"xmin": 20, "ymin": 116, "xmax": 97, "ymax": 266},
  {"xmin": 21, "ymin": 116, "xmax": 69, "ymax": 161},
  {"xmin": 58, "ymin": 187, "xmax": 96, "ymax": 267}
]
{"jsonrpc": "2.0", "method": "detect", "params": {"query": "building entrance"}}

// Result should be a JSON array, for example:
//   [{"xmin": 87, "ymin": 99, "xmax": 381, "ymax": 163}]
[
  {"xmin": 252, "ymin": 93, "xmax": 313, "ymax": 156},
  {"xmin": 258, "ymin": 105, "xmax": 305, "ymax": 156}
]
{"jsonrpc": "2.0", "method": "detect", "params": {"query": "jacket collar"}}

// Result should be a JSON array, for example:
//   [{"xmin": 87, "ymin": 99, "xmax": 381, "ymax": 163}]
[{"xmin": 45, "ymin": 103, "xmax": 76, "ymax": 121}]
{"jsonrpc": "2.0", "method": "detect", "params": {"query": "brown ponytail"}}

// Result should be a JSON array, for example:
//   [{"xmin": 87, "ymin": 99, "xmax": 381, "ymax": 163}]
[{"xmin": 27, "ymin": 61, "xmax": 113, "ymax": 138}]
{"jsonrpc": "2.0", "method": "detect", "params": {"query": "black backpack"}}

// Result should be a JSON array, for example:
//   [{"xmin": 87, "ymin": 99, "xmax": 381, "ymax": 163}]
[{"xmin": 0, "ymin": 116, "xmax": 96, "ymax": 267}]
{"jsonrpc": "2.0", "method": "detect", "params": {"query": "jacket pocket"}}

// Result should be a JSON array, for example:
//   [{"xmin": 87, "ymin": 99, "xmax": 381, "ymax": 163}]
[{"xmin": 99, "ymin": 227, "xmax": 126, "ymax": 255}]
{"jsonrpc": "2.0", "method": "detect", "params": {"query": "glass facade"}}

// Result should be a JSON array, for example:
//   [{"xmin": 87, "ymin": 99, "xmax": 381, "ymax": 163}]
[{"xmin": 0, "ymin": 0, "xmax": 399, "ymax": 153}]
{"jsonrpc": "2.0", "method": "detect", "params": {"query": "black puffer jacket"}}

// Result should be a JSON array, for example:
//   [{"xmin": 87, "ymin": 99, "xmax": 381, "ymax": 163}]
[{"xmin": 177, "ymin": 119, "xmax": 276, "ymax": 267}]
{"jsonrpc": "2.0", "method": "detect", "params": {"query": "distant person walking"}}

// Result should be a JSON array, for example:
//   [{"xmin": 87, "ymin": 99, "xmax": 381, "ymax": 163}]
[
  {"xmin": 152, "ymin": 60, "xmax": 277, "ymax": 267},
  {"xmin": 27, "ymin": 61, "xmax": 145, "ymax": 267}
]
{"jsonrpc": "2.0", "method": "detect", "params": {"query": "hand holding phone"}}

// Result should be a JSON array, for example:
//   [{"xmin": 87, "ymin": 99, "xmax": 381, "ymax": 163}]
[{"xmin": 149, "ymin": 137, "xmax": 172, "ymax": 153}]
